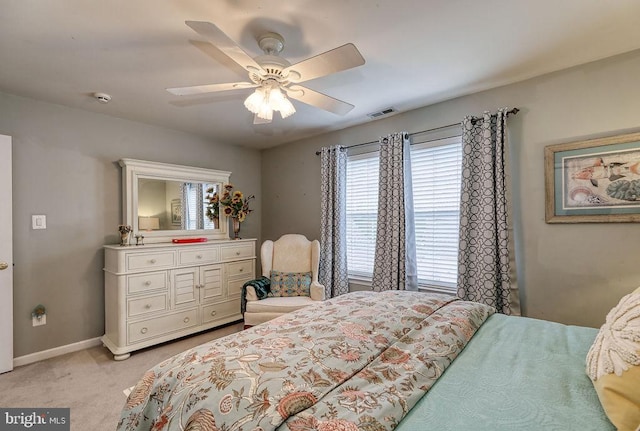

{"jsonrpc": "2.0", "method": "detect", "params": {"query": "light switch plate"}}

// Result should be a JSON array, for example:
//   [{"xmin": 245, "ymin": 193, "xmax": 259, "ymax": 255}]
[{"xmin": 32, "ymin": 215, "xmax": 46, "ymax": 229}]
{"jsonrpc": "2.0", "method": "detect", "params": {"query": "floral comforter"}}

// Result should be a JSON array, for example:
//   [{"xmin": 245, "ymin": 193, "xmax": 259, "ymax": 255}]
[{"xmin": 118, "ymin": 291, "xmax": 494, "ymax": 431}]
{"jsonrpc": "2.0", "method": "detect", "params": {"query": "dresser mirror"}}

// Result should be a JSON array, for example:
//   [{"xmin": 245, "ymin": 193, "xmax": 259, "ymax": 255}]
[{"xmin": 120, "ymin": 158, "xmax": 231, "ymax": 243}]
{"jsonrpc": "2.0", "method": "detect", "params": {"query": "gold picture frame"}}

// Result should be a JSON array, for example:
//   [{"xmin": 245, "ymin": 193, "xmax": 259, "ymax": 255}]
[{"xmin": 545, "ymin": 131, "xmax": 640, "ymax": 223}]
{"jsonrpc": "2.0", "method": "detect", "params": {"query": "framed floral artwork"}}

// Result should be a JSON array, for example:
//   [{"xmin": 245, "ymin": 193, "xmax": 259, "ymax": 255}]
[{"xmin": 545, "ymin": 131, "xmax": 640, "ymax": 223}]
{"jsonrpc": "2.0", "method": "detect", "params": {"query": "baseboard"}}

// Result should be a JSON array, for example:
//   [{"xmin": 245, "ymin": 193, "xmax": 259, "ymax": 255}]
[{"xmin": 13, "ymin": 337, "xmax": 103, "ymax": 367}]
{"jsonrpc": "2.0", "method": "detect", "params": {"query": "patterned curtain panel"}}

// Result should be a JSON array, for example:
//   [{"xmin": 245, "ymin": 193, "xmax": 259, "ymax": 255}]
[
  {"xmin": 195, "ymin": 183, "xmax": 204, "ymax": 230},
  {"xmin": 457, "ymin": 108, "xmax": 520, "ymax": 314},
  {"xmin": 372, "ymin": 132, "xmax": 418, "ymax": 292},
  {"xmin": 319, "ymin": 146, "xmax": 349, "ymax": 298},
  {"xmin": 180, "ymin": 183, "xmax": 188, "ymax": 230}
]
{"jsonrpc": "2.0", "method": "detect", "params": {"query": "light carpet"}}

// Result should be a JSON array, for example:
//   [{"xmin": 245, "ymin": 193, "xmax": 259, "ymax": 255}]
[{"xmin": 0, "ymin": 322, "xmax": 243, "ymax": 431}]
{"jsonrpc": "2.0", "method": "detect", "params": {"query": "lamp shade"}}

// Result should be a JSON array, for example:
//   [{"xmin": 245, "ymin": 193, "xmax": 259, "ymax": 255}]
[{"xmin": 138, "ymin": 216, "xmax": 160, "ymax": 231}]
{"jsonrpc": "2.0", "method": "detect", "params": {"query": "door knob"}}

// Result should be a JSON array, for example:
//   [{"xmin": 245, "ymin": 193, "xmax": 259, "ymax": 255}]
[{"xmin": 0, "ymin": 262, "xmax": 8, "ymax": 270}]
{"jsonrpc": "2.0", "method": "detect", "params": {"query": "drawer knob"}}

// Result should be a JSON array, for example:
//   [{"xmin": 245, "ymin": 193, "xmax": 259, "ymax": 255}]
[
  {"xmin": 140, "ymin": 327, "xmax": 148, "ymax": 334},
  {"xmin": 144, "ymin": 281, "xmax": 151, "ymax": 286},
  {"xmin": 239, "ymin": 268, "xmax": 244, "ymax": 272},
  {"xmin": 196, "ymin": 255, "xmax": 202, "ymax": 259},
  {"xmin": 210, "ymin": 311, "xmax": 217, "ymax": 317},
  {"xmin": 145, "ymin": 304, "xmax": 152, "ymax": 309},
  {"xmin": 149, "ymin": 259, "xmax": 157, "ymax": 264},
  {"xmin": 235, "ymin": 251, "xmax": 240, "ymax": 256},
  {"xmin": 183, "ymin": 317, "xmax": 190, "ymax": 323}
]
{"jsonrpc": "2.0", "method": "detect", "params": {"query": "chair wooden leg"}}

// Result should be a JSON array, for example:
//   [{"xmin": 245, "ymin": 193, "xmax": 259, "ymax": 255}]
[{"xmin": 243, "ymin": 324, "xmax": 253, "ymax": 330}]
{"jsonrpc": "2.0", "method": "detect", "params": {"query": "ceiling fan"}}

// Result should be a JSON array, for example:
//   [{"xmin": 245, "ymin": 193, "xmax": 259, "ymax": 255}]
[{"xmin": 167, "ymin": 21, "xmax": 365, "ymax": 123}]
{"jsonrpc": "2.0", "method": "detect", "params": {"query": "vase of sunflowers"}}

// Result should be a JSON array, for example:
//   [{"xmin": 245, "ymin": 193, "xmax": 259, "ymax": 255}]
[{"xmin": 206, "ymin": 184, "xmax": 254, "ymax": 239}]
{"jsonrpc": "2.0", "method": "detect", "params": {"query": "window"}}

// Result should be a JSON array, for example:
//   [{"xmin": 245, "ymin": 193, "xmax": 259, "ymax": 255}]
[
  {"xmin": 183, "ymin": 183, "xmax": 217, "ymax": 230},
  {"xmin": 411, "ymin": 136, "xmax": 462, "ymax": 290},
  {"xmin": 345, "ymin": 136, "xmax": 462, "ymax": 292},
  {"xmin": 346, "ymin": 153, "xmax": 379, "ymax": 279}
]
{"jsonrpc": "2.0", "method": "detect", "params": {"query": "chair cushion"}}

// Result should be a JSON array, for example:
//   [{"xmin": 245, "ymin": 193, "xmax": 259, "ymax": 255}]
[
  {"xmin": 245, "ymin": 295, "xmax": 316, "ymax": 314},
  {"xmin": 270, "ymin": 270, "xmax": 312, "ymax": 297}
]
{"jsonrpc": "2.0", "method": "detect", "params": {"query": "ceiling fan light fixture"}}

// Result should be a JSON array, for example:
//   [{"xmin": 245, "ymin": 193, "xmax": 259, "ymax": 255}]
[
  {"xmin": 243, "ymin": 84, "xmax": 295, "ymax": 120},
  {"xmin": 244, "ymin": 87, "xmax": 266, "ymax": 114},
  {"xmin": 256, "ymin": 101, "xmax": 273, "ymax": 121},
  {"xmin": 270, "ymin": 87, "xmax": 296, "ymax": 119}
]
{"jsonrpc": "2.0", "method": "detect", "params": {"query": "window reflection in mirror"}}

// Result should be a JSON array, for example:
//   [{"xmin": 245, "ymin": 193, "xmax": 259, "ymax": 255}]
[
  {"xmin": 137, "ymin": 178, "xmax": 218, "ymax": 231},
  {"xmin": 181, "ymin": 182, "xmax": 219, "ymax": 230}
]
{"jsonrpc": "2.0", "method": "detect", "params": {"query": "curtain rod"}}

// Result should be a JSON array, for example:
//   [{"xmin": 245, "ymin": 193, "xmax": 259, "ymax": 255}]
[{"xmin": 315, "ymin": 108, "xmax": 519, "ymax": 155}]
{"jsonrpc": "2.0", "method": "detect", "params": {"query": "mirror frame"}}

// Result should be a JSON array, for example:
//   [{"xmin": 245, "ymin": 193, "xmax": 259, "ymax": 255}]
[{"xmin": 120, "ymin": 158, "xmax": 231, "ymax": 243}]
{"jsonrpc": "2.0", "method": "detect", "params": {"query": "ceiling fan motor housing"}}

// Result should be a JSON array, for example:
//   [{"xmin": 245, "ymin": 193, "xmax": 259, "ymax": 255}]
[
  {"xmin": 250, "ymin": 32, "xmax": 293, "ymax": 85},
  {"xmin": 251, "ymin": 54, "xmax": 292, "ymax": 84}
]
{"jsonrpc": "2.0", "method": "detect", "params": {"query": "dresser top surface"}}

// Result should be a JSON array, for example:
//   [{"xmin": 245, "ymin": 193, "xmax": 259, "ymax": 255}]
[{"xmin": 104, "ymin": 238, "xmax": 256, "ymax": 251}]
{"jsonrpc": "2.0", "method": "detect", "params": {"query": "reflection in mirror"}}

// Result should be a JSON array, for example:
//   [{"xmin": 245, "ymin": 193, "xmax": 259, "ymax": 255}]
[
  {"xmin": 137, "ymin": 179, "xmax": 219, "ymax": 231},
  {"xmin": 120, "ymin": 158, "xmax": 231, "ymax": 243}
]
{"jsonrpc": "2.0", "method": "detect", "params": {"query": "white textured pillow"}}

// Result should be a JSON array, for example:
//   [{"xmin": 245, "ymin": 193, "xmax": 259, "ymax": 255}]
[{"xmin": 586, "ymin": 287, "xmax": 640, "ymax": 431}]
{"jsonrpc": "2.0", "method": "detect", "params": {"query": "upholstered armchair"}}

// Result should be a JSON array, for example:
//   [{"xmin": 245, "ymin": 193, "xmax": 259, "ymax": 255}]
[{"xmin": 243, "ymin": 234, "xmax": 325, "ymax": 327}]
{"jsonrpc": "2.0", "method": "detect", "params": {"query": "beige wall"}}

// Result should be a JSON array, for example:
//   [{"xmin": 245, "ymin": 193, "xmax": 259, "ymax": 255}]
[
  {"xmin": 261, "ymin": 49, "xmax": 640, "ymax": 328},
  {"xmin": 0, "ymin": 92, "xmax": 261, "ymax": 357}
]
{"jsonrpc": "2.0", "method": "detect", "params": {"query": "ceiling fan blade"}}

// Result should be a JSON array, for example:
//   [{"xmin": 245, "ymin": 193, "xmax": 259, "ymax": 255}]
[
  {"xmin": 286, "ymin": 85, "xmax": 354, "ymax": 116},
  {"xmin": 185, "ymin": 21, "xmax": 264, "ymax": 74},
  {"xmin": 167, "ymin": 82, "xmax": 257, "ymax": 96},
  {"xmin": 253, "ymin": 114, "xmax": 272, "ymax": 125},
  {"xmin": 284, "ymin": 44, "xmax": 365, "ymax": 83}
]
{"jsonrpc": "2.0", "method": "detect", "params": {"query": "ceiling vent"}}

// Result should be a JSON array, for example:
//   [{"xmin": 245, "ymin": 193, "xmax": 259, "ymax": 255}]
[{"xmin": 367, "ymin": 107, "xmax": 396, "ymax": 119}]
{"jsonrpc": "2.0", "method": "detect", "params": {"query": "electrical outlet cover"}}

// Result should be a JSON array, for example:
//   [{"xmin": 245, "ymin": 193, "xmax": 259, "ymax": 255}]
[{"xmin": 32, "ymin": 314, "xmax": 46, "ymax": 326}]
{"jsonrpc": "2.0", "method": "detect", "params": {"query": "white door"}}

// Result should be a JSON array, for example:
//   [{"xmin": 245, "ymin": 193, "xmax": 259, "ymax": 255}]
[{"xmin": 0, "ymin": 134, "xmax": 13, "ymax": 373}]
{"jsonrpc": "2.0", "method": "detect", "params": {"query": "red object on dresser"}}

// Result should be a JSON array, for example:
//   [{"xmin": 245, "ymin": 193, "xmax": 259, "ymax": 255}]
[{"xmin": 171, "ymin": 238, "xmax": 208, "ymax": 244}]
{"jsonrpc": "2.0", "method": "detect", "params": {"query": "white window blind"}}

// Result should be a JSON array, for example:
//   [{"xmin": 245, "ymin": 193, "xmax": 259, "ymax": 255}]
[
  {"xmin": 345, "ymin": 136, "xmax": 462, "ymax": 292},
  {"xmin": 346, "ymin": 153, "xmax": 379, "ymax": 278},
  {"xmin": 411, "ymin": 136, "xmax": 462, "ymax": 290},
  {"xmin": 184, "ymin": 183, "xmax": 199, "ymax": 230}
]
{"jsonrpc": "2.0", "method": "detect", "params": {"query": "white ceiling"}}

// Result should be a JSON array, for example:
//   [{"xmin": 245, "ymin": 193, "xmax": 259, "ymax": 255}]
[{"xmin": 1, "ymin": 1, "xmax": 640, "ymax": 150}]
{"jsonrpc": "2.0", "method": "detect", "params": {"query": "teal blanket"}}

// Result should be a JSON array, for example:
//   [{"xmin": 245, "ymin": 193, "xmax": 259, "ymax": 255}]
[
  {"xmin": 240, "ymin": 276, "xmax": 270, "ymax": 314},
  {"xmin": 397, "ymin": 314, "xmax": 614, "ymax": 430}
]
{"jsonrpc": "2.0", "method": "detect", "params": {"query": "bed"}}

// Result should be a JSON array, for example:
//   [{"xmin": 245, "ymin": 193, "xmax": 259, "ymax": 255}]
[{"xmin": 117, "ymin": 290, "xmax": 630, "ymax": 431}]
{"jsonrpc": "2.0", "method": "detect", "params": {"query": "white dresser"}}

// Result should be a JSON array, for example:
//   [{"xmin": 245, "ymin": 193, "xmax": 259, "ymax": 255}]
[{"xmin": 102, "ymin": 239, "xmax": 255, "ymax": 360}]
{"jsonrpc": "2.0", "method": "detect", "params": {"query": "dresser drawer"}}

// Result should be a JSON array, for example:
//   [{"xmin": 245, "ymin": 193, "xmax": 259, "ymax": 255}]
[
  {"xmin": 128, "ymin": 309, "xmax": 198, "ymax": 344},
  {"xmin": 202, "ymin": 299, "xmax": 241, "ymax": 324},
  {"xmin": 220, "ymin": 243, "xmax": 254, "ymax": 261},
  {"xmin": 179, "ymin": 247, "xmax": 220, "ymax": 265},
  {"xmin": 127, "ymin": 294, "xmax": 168, "ymax": 318},
  {"xmin": 127, "ymin": 271, "xmax": 167, "ymax": 294},
  {"xmin": 226, "ymin": 260, "xmax": 254, "ymax": 279},
  {"xmin": 127, "ymin": 252, "xmax": 175, "ymax": 271},
  {"xmin": 227, "ymin": 277, "xmax": 252, "ymax": 298}
]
